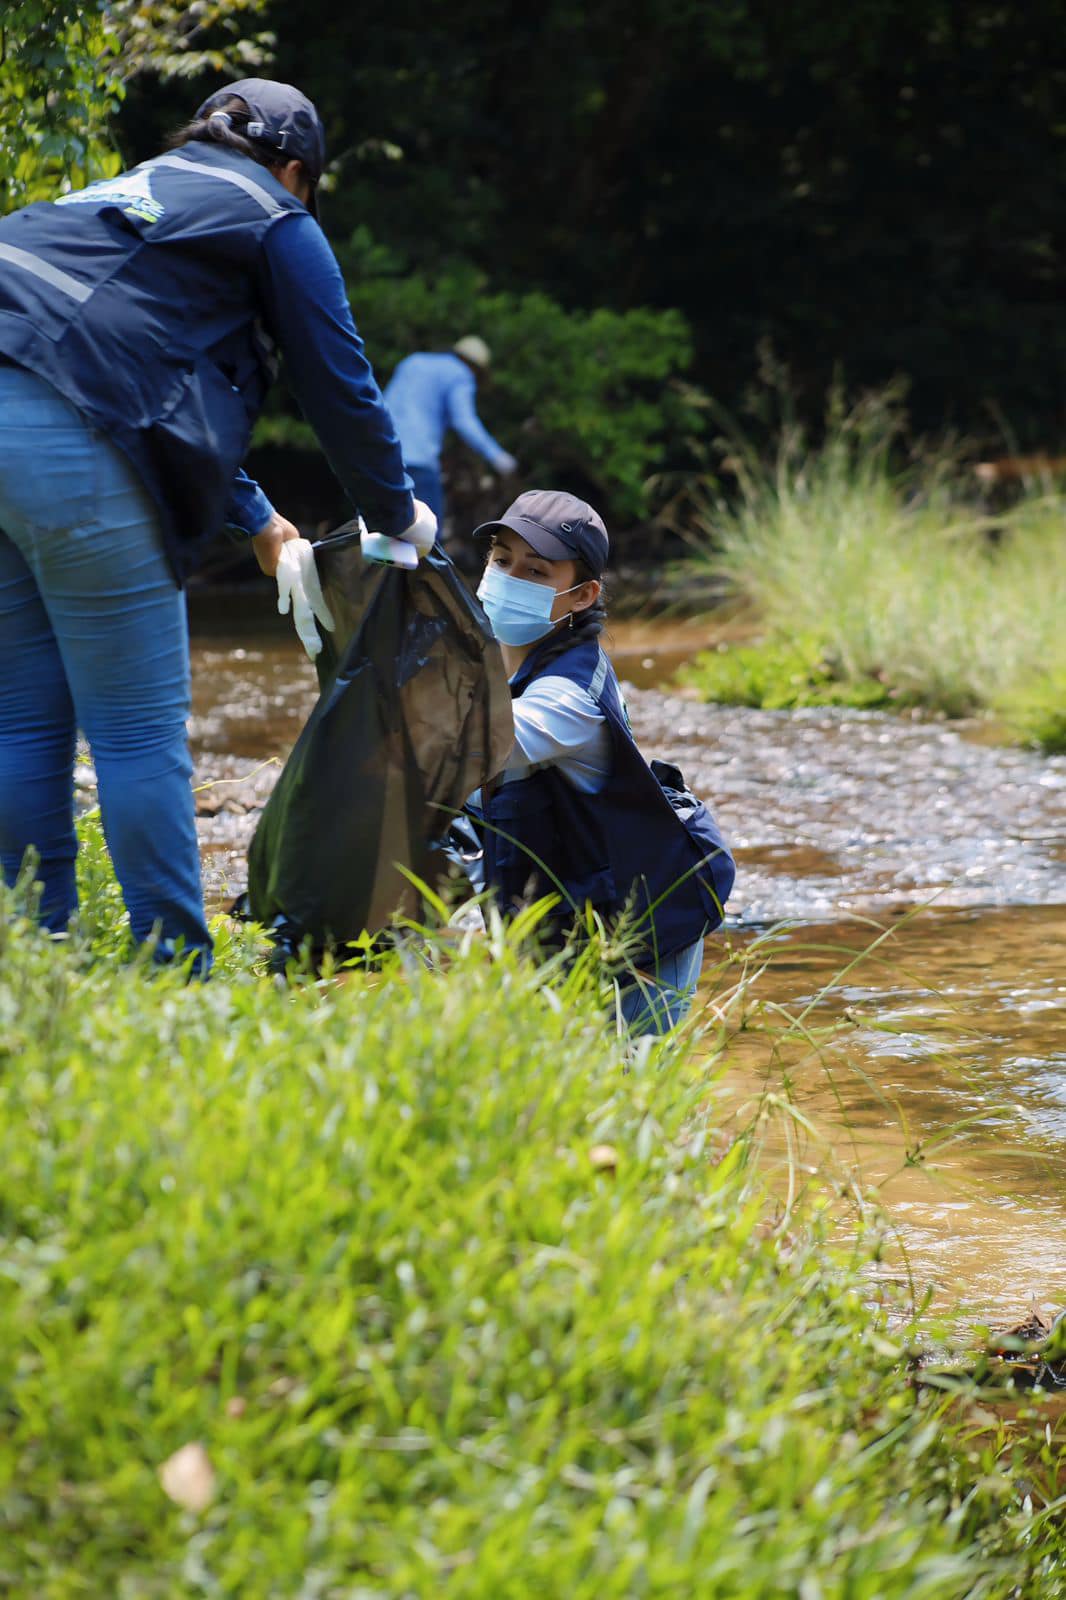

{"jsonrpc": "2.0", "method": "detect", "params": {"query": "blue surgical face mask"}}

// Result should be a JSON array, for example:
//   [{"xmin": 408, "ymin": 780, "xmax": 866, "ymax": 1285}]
[{"xmin": 476, "ymin": 565, "xmax": 583, "ymax": 645}]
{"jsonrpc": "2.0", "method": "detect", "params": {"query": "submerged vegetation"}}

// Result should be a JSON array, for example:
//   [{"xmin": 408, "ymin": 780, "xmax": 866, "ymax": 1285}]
[
  {"xmin": 682, "ymin": 390, "xmax": 1066, "ymax": 752},
  {"xmin": 1, "ymin": 827, "xmax": 1064, "ymax": 1595}
]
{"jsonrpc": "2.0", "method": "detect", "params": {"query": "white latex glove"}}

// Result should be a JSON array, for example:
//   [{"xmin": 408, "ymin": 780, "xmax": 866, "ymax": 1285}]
[
  {"xmin": 495, "ymin": 451, "xmax": 519, "ymax": 477},
  {"xmin": 276, "ymin": 538, "xmax": 335, "ymax": 659},
  {"xmin": 400, "ymin": 497, "xmax": 438, "ymax": 555}
]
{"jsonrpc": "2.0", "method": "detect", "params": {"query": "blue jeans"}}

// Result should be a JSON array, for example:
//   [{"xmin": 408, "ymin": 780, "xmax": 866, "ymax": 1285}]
[
  {"xmin": 0, "ymin": 366, "xmax": 211, "ymax": 967},
  {"xmin": 618, "ymin": 936, "xmax": 705, "ymax": 1036}
]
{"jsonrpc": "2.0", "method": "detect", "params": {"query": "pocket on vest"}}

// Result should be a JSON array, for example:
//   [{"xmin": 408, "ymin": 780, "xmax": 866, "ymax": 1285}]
[{"xmin": 650, "ymin": 760, "xmax": 736, "ymax": 929}]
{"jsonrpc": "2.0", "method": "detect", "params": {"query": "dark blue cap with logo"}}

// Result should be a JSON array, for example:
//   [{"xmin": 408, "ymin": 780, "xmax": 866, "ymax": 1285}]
[
  {"xmin": 196, "ymin": 78, "xmax": 326, "ymax": 184},
  {"xmin": 474, "ymin": 489, "xmax": 609, "ymax": 576}
]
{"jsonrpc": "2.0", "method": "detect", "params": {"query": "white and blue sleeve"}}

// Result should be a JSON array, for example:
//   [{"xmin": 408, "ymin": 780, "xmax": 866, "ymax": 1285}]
[{"xmin": 503, "ymin": 675, "xmax": 612, "ymax": 793}]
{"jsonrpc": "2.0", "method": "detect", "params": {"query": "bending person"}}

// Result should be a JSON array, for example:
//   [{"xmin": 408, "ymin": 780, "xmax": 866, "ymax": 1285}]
[
  {"xmin": 0, "ymin": 78, "xmax": 432, "ymax": 972},
  {"xmin": 468, "ymin": 490, "xmax": 735, "ymax": 1034},
  {"xmin": 384, "ymin": 337, "xmax": 517, "ymax": 526}
]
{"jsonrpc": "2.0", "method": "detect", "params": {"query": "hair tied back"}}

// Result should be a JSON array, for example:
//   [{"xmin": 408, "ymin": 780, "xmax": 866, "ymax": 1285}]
[{"xmin": 207, "ymin": 111, "xmax": 232, "ymax": 129}]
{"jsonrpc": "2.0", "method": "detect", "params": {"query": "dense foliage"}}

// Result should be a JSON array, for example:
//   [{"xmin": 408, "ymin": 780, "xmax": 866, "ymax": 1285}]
[
  {"xmin": 0, "ymin": 1, "xmax": 271, "ymax": 210},
  {"xmin": 269, "ymin": 242, "xmax": 706, "ymax": 520},
  {"xmin": 120, "ymin": 0, "xmax": 1066, "ymax": 448},
  {"xmin": 0, "ymin": 2, "xmax": 122, "ymax": 208},
  {"xmin": 18, "ymin": 2, "xmax": 1066, "ymax": 530}
]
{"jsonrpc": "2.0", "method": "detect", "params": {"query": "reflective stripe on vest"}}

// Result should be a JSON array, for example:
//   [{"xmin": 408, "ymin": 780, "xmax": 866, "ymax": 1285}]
[
  {"xmin": 0, "ymin": 144, "xmax": 299, "ymax": 577},
  {"xmin": 2, "ymin": 153, "xmax": 287, "ymax": 310},
  {"xmin": 0, "ymin": 242, "xmax": 92, "ymax": 304},
  {"xmin": 150, "ymin": 152, "xmax": 287, "ymax": 217}
]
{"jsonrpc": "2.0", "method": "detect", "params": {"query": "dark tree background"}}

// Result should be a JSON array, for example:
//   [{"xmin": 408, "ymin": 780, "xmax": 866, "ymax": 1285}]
[{"xmin": 119, "ymin": 0, "xmax": 1066, "ymax": 530}]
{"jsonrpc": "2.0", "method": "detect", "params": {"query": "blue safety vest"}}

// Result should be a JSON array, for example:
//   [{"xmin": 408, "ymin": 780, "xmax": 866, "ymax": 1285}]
[
  {"xmin": 0, "ymin": 144, "xmax": 306, "ymax": 576},
  {"xmin": 483, "ymin": 634, "xmax": 736, "ymax": 962}
]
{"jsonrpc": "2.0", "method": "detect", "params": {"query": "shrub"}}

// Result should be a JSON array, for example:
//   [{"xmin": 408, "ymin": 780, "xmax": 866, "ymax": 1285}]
[
  {"xmin": 256, "ymin": 237, "xmax": 706, "ymax": 526},
  {"xmin": 682, "ymin": 634, "xmax": 898, "ymax": 711}
]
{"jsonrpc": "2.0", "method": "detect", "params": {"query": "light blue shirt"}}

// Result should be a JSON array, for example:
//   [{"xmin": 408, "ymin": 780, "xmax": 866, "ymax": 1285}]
[
  {"xmin": 469, "ymin": 674, "xmax": 612, "ymax": 812},
  {"xmin": 384, "ymin": 351, "xmax": 510, "ymax": 472},
  {"xmin": 503, "ymin": 674, "xmax": 612, "ymax": 791}
]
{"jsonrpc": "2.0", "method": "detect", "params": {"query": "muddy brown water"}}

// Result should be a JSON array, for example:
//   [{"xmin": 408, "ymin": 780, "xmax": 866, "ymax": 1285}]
[{"xmin": 181, "ymin": 612, "xmax": 1066, "ymax": 1326}]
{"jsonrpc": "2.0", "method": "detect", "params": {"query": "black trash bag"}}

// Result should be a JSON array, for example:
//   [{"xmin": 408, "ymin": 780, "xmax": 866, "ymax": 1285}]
[{"xmin": 245, "ymin": 523, "xmax": 513, "ymax": 947}]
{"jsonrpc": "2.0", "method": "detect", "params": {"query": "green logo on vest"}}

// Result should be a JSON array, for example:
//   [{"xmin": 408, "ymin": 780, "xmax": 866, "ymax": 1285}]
[{"xmin": 56, "ymin": 166, "xmax": 165, "ymax": 225}]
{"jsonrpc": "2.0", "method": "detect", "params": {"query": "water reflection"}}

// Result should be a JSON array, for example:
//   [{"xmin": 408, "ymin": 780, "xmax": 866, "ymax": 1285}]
[{"xmin": 710, "ymin": 906, "xmax": 1066, "ymax": 1321}]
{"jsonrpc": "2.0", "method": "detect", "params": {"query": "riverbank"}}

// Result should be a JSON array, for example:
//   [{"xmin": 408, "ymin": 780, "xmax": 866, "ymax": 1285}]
[
  {"xmin": 7, "ymin": 623, "xmax": 1066, "ymax": 1589},
  {"xmin": 57, "ymin": 627, "xmax": 1066, "ymax": 1322},
  {"xmin": 679, "ymin": 396, "xmax": 1066, "ymax": 752},
  {"xmin": 1, "ymin": 879, "xmax": 1064, "ymax": 1595}
]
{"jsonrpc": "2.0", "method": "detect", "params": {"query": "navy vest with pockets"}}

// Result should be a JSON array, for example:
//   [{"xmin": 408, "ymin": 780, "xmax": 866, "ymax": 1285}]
[
  {"xmin": 0, "ymin": 144, "xmax": 306, "ymax": 577},
  {"xmin": 483, "ymin": 634, "xmax": 736, "ymax": 964}
]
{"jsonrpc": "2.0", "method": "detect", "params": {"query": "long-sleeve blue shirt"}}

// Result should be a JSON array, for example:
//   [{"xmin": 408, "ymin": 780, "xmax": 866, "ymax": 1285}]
[
  {"xmin": 225, "ymin": 212, "xmax": 414, "ymax": 537},
  {"xmin": 383, "ymin": 351, "xmax": 511, "ymax": 473}
]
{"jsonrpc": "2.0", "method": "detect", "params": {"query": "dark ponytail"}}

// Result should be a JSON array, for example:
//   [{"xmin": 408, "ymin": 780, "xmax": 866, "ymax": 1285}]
[{"xmin": 166, "ymin": 97, "xmax": 282, "ymax": 173}]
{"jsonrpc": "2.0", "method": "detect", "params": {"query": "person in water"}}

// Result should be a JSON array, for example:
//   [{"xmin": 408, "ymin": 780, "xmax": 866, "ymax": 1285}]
[{"xmin": 469, "ymin": 489, "xmax": 735, "ymax": 1034}]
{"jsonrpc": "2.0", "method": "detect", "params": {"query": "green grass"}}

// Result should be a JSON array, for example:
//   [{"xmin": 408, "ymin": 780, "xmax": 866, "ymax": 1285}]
[
  {"xmin": 1, "ymin": 836, "xmax": 1064, "ymax": 1594},
  {"xmin": 681, "ymin": 634, "xmax": 900, "ymax": 711},
  {"xmin": 681, "ymin": 392, "xmax": 1066, "ymax": 749}
]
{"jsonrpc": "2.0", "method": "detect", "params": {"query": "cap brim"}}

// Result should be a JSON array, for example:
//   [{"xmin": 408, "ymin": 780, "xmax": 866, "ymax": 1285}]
[{"xmin": 472, "ymin": 514, "xmax": 577, "ymax": 563}]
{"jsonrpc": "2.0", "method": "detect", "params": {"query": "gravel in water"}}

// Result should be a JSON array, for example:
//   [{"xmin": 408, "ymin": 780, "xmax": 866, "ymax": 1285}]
[{"xmin": 622, "ymin": 689, "xmax": 1066, "ymax": 924}]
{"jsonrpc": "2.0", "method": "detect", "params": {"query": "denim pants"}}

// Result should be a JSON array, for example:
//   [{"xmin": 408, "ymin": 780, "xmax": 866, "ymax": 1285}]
[
  {"xmin": 0, "ymin": 366, "xmax": 211, "ymax": 966},
  {"xmin": 618, "ymin": 936, "xmax": 705, "ymax": 1036}
]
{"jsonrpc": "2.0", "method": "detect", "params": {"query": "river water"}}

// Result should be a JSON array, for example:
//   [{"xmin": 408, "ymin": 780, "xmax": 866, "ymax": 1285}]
[{"xmin": 185, "ymin": 612, "xmax": 1066, "ymax": 1328}]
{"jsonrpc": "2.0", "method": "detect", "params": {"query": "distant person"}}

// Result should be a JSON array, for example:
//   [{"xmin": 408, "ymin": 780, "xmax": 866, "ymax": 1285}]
[
  {"xmin": 384, "ymin": 337, "xmax": 518, "ymax": 527},
  {"xmin": 0, "ymin": 78, "xmax": 435, "ymax": 974}
]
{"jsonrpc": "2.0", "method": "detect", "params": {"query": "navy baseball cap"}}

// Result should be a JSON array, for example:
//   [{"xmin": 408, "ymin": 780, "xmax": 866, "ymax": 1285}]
[
  {"xmin": 474, "ymin": 489, "xmax": 609, "ymax": 576},
  {"xmin": 196, "ymin": 77, "xmax": 326, "ymax": 193}
]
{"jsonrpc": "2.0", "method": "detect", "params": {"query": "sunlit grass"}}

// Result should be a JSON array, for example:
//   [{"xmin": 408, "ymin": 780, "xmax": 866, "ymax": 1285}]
[
  {"xmin": 1, "ymin": 838, "xmax": 1064, "ymax": 1593},
  {"xmin": 681, "ymin": 390, "xmax": 1066, "ymax": 748}
]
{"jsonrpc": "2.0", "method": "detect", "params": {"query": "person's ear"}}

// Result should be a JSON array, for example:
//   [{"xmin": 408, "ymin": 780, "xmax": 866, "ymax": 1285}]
[
  {"xmin": 275, "ymin": 158, "xmax": 311, "ymax": 203},
  {"xmin": 569, "ymin": 578, "xmax": 601, "ymax": 614}
]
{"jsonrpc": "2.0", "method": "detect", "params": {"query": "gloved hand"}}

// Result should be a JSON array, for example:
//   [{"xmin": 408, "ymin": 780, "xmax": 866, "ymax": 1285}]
[
  {"xmin": 400, "ymin": 497, "xmax": 438, "ymax": 555},
  {"xmin": 251, "ymin": 511, "xmax": 302, "ymax": 576},
  {"xmin": 496, "ymin": 452, "xmax": 519, "ymax": 477},
  {"xmin": 276, "ymin": 538, "xmax": 335, "ymax": 659},
  {"xmin": 360, "ymin": 528, "xmax": 420, "ymax": 569},
  {"xmin": 359, "ymin": 499, "xmax": 438, "ymax": 568}
]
